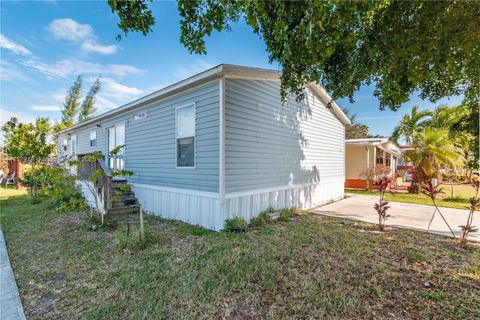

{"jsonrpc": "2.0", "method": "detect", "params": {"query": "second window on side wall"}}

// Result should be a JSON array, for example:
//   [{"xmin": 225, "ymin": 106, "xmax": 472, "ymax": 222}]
[
  {"xmin": 90, "ymin": 130, "xmax": 97, "ymax": 147},
  {"xmin": 176, "ymin": 104, "xmax": 195, "ymax": 168}
]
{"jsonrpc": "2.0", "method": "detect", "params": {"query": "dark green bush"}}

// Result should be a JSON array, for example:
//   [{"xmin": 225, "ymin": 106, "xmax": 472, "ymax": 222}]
[{"xmin": 224, "ymin": 217, "xmax": 248, "ymax": 233}]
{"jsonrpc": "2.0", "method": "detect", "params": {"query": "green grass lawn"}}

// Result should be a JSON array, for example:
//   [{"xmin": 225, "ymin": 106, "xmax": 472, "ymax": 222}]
[
  {"xmin": 1, "ymin": 188, "xmax": 479, "ymax": 319},
  {"xmin": 348, "ymin": 184, "xmax": 476, "ymax": 210}
]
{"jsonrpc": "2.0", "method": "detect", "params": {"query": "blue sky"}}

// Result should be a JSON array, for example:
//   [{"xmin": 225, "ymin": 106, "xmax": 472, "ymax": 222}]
[{"xmin": 1, "ymin": 1, "xmax": 462, "ymax": 140}]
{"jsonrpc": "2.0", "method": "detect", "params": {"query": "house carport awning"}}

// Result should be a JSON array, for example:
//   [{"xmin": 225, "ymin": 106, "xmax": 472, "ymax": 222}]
[{"xmin": 377, "ymin": 144, "xmax": 401, "ymax": 157}]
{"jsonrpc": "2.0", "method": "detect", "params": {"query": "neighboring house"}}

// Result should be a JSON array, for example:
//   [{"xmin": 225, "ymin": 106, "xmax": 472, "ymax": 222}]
[
  {"xmin": 397, "ymin": 145, "xmax": 415, "ymax": 171},
  {"xmin": 0, "ymin": 151, "xmax": 25, "ymax": 188},
  {"xmin": 345, "ymin": 138, "xmax": 401, "ymax": 190},
  {"xmin": 58, "ymin": 64, "xmax": 350, "ymax": 230}
]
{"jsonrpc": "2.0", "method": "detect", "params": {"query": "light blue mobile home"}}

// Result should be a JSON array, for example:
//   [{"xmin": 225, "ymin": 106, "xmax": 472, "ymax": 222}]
[{"xmin": 58, "ymin": 65, "xmax": 350, "ymax": 230}]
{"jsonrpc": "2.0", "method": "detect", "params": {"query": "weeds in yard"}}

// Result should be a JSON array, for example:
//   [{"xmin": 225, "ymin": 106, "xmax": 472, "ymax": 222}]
[
  {"xmin": 115, "ymin": 225, "xmax": 159, "ymax": 251},
  {"xmin": 84, "ymin": 215, "xmax": 107, "ymax": 231},
  {"xmin": 278, "ymin": 208, "xmax": 297, "ymax": 222},
  {"xmin": 249, "ymin": 208, "xmax": 274, "ymax": 228},
  {"xmin": 225, "ymin": 207, "xmax": 300, "ymax": 232},
  {"xmin": 405, "ymin": 249, "xmax": 428, "ymax": 263},
  {"xmin": 3, "ymin": 189, "xmax": 480, "ymax": 319}
]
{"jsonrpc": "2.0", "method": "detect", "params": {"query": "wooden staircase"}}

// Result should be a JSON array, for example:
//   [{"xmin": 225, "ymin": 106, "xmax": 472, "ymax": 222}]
[{"xmin": 106, "ymin": 179, "xmax": 141, "ymax": 224}]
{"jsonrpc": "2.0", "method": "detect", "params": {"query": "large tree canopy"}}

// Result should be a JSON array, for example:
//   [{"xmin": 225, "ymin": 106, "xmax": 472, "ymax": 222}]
[
  {"xmin": 1, "ymin": 117, "xmax": 55, "ymax": 165},
  {"xmin": 108, "ymin": 0, "xmax": 479, "ymax": 111}
]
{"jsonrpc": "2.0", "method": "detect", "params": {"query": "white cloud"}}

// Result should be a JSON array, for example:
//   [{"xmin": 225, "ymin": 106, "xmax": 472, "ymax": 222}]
[
  {"xmin": 0, "ymin": 60, "xmax": 32, "ymax": 82},
  {"xmin": 48, "ymin": 18, "xmax": 93, "ymax": 42},
  {"xmin": 30, "ymin": 105, "xmax": 61, "ymax": 111},
  {"xmin": 99, "ymin": 77, "xmax": 144, "ymax": 100},
  {"xmin": 48, "ymin": 18, "xmax": 117, "ymax": 55},
  {"xmin": 22, "ymin": 59, "xmax": 144, "ymax": 79},
  {"xmin": 174, "ymin": 60, "xmax": 216, "ymax": 80},
  {"xmin": 81, "ymin": 41, "xmax": 117, "ymax": 55},
  {"xmin": 0, "ymin": 33, "xmax": 32, "ymax": 56}
]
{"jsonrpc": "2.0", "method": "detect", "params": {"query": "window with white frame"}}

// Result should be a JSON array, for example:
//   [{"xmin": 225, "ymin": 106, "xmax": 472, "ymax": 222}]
[
  {"xmin": 90, "ymin": 130, "xmax": 97, "ymax": 147},
  {"xmin": 62, "ymin": 138, "xmax": 68, "ymax": 152},
  {"xmin": 176, "ymin": 104, "xmax": 195, "ymax": 168},
  {"xmin": 376, "ymin": 148, "xmax": 384, "ymax": 165}
]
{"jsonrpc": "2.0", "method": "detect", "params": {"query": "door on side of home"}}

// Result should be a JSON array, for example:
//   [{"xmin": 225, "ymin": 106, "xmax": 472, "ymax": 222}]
[
  {"xmin": 108, "ymin": 124, "xmax": 125, "ymax": 171},
  {"xmin": 70, "ymin": 135, "xmax": 77, "ymax": 174}
]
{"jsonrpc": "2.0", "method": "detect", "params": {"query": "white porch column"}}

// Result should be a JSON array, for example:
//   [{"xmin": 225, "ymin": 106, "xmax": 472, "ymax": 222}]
[
  {"xmin": 366, "ymin": 146, "xmax": 370, "ymax": 190},
  {"xmin": 390, "ymin": 154, "xmax": 394, "ymax": 176}
]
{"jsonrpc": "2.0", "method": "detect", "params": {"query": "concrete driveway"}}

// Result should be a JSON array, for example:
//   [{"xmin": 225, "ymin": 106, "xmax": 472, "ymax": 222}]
[{"xmin": 313, "ymin": 193, "xmax": 479, "ymax": 242}]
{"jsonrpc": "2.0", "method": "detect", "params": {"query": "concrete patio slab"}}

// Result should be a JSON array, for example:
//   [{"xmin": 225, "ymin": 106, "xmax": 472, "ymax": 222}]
[
  {"xmin": 313, "ymin": 193, "xmax": 479, "ymax": 242},
  {"xmin": 0, "ymin": 230, "xmax": 26, "ymax": 320}
]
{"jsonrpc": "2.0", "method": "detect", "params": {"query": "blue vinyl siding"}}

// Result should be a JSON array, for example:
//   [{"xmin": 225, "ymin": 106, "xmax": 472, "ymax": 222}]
[
  {"xmin": 58, "ymin": 81, "xmax": 220, "ymax": 192},
  {"xmin": 225, "ymin": 78, "xmax": 345, "ymax": 193}
]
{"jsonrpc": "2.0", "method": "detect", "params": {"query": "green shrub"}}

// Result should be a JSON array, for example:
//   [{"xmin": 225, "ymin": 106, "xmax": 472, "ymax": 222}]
[
  {"xmin": 22, "ymin": 164, "xmax": 51, "ymax": 199},
  {"xmin": 249, "ymin": 208, "xmax": 274, "ymax": 228},
  {"xmin": 115, "ymin": 225, "xmax": 159, "ymax": 251},
  {"xmin": 23, "ymin": 163, "xmax": 87, "ymax": 212},
  {"xmin": 42, "ymin": 166, "xmax": 87, "ymax": 213},
  {"xmin": 224, "ymin": 217, "xmax": 248, "ymax": 233},
  {"xmin": 278, "ymin": 208, "xmax": 296, "ymax": 222}
]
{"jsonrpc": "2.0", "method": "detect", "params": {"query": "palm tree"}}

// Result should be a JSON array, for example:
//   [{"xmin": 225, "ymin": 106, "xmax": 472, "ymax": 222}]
[
  {"xmin": 391, "ymin": 106, "xmax": 431, "ymax": 145},
  {"xmin": 412, "ymin": 127, "xmax": 463, "ymax": 182},
  {"xmin": 426, "ymin": 105, "xmax": 459, "ymax": 129}
]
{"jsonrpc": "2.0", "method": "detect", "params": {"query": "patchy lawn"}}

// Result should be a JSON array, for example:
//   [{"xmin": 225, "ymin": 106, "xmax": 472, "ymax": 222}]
[
  {"xmin": 1, "ymin": 188, "xmax": 479, "ymax": 319},
  {"xmin": 348, "ymin": 184, "xmax": 476, "ymax": 210}
]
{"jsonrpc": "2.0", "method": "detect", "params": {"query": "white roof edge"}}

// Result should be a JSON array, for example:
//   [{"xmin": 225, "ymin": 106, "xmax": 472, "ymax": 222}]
[
  {"xmin": 307, "ymin": 84, "xmax": 351, "ymax": 125},
  {"xmin": 346, "ymin": 138, "xmax": 402, "ymax": 156},
  {"xmin": 59, "ymin": 64, "xmax": 348, "ymax": 133},
  {"xmin": 346, "ymin": 138, "xmax": 389, "ymax": 144}
]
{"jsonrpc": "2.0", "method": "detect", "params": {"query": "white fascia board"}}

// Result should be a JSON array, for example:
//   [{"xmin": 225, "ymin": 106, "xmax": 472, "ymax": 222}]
[{"xmin": 307, "ymin": 83, "xmax": 351, "ymax": 125}]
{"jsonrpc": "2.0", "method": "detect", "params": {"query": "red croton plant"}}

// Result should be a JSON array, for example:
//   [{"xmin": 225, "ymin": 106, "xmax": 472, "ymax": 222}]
[
  {"xmin": 459, "ymin": 179, "xmax": 479, "ymax": 244},
  {"xmin": 421, "ymin": 181, "xmax": 456, "ymax": 238},
  {"xmin": 373, "ymin": 177, "xmax": 392, "ymax": 232}
]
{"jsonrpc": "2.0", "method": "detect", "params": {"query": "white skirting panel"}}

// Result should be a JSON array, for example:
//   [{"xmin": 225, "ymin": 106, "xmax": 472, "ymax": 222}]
[
  {"xmin": 224, "ymin": 178, "xmax": 345, "ymax": 221},
  {"xmin": 76, "ymin": 181, "xmax": 105, "ymax": 215},
  {"xmin": 131, "ymin": 183, "xmax": 223, "ymax": 231}
]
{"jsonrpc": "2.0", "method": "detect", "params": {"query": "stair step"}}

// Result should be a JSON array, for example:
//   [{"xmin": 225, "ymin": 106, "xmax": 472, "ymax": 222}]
[
  {"xmin": 108, "ymin": 204, "xmax": 140, "ymax": 215},
  {"xmin": 112, "ymin": 198, "xmax": 138, "ymax": 208},
  {"xmin": 119, "ymin": 191, "xmax": 135, "ymax": 198}
]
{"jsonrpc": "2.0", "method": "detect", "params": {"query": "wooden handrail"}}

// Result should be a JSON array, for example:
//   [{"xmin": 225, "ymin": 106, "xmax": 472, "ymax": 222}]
[{"xmin": 95, "ymin": 158, "xmax": 112, "ymax": 211}]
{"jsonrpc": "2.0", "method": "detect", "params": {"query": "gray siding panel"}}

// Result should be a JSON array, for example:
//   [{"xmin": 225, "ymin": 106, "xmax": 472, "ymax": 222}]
[
  {"xmin": 225, "ymin": 79, "xmax": 345, "ymax": 193},
  {"xmin": 58, "ymin": 81, "xmax": 220, "ymax": 192}
]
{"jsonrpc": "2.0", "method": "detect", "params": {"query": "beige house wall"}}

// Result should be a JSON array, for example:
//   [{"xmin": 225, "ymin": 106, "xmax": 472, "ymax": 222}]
[{"xmin": 345, "ymin": 145, "xmax": 369, "ymax": 180}]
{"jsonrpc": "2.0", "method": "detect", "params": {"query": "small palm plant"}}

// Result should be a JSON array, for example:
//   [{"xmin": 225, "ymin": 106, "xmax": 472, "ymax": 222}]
[
  {"xmin": 459, "ymin": 179, "xmax": 479, "ymax": 244},
  {"xmin": 412, "ymin": 128, "xmax": 463, "ymax": 184},
  {"xmin": 373, "ymin": 177, "xmax": 392, "ymax": 232},
  {"xmin": 421, "ymin": 181, "xmax": 456, "ymax": 238}
]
